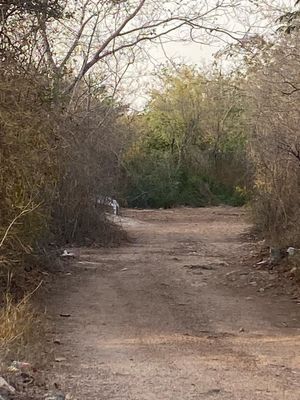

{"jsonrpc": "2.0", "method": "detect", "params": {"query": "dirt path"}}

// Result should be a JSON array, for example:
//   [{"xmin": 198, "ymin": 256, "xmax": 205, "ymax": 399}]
[{"xmin": 46, "ymin": 207, "xmax": 300, "ymax": 399}]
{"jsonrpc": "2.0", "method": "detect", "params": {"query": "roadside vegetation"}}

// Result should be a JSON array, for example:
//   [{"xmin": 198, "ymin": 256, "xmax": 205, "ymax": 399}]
[
  {"xmin": 0, "ymin": 0, "xmax": 300, "ymax": 362},
  {"xmin": 245, "ymin": 33, "xmax": 300, "ymax": 249},
  {"xmin": 123, "ymin": 67, "xmax": 251, "ymax": 208}
]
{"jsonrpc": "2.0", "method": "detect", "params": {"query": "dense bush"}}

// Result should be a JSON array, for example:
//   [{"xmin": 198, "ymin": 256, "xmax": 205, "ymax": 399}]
[
  {"xmin": 0, "ymin": 61, "xmax": 127, "ymax": 291},
  {"xmin": 0, "ymin": 1, "xmax": 130, "ymax": 354},
  {"xmin": 245, "ymin": 33, "xmax": 300, "ymax": 247},
  {"xmin": 123, "ymin": 68, "xmax": 251, "ymax": 208},
  {"xmin": 124, "ymin": 152, "xmax": 248, "ymax": 209}
]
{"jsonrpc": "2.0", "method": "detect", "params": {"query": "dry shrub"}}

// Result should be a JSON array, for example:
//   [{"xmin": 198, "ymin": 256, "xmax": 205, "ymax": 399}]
[
  {"xmin": 0, "ymin": 62, "xmax": 127, "ymax": 364},
  {"xmin": 0, "ymin": 295, "xmax": 34, "ymax": 349},
  {"xmin": 1, "ymin": 2, "xmax": 130, "ymax": 295},
  {"xmin": 51, "ymin": 90, "xmax": 128, "ymax": 245},
  {"xmin": 0, "ymin": 291, "xmax": 41, "ymax": 361},
  {"xmin": 0, "ymin": 60, "xmax": 128, "ymax": 280},
  {"xmin": 0, "ymin": 62, "xmax": 58, "ymax": 282},
  {"xmin": 0, "ymin": 0, "xmax": 128, "ymax": 365},
  {"xmin": 251, "ymin": 160, "xmax": 300, "ymax": 247},
  {"xmin": 247, "ymin": 33, "xmax": 300, "ymax": 247}
]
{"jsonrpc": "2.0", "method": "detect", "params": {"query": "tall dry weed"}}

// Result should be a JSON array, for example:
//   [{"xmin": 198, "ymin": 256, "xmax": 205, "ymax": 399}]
[{"xmin": 0, "ymin": 289, "xmax": 42, "ymax": 362}]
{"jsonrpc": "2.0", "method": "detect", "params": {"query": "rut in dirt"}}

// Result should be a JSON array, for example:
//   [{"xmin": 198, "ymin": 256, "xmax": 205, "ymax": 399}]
[{"xmin": 46, "ymin": 207, "xmax": 300, "ymax": 400}]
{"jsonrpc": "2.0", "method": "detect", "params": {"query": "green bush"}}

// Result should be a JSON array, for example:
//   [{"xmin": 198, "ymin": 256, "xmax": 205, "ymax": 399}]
[
  {"xmin": 122, "ymin": 67, "xmax": 251, "ymax": 209},
  {"xmin": 124, "ymin": 151, "xmax": 247, "ymax": 209}
]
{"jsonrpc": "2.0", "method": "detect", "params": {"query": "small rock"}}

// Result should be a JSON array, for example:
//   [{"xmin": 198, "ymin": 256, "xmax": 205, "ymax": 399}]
[
  {"xmin": 249, "ymin": 281, "xmax": 257, "ymax": 286},
  {"xmin": 219, "ymin": 261, "xmax": 229, "ymax": 267},
  {"xmin": 239, "ymin": 327, "xmax": 245, "ymax": 333},
  {"xmin": 187, "ymin": 264, "xmax": 214, "ymax": 271},
  {"xmin": 258, "ymin": 240, "xmax": 266, "ymax": 246},
  {"xmin": 44, "ymin": 392, "xmax": 65, "ymax": 400},
  {"xmin": 54, "ymin": 339, "xmax": 61, "ymax": 345},
  {"xmin": 256, "ymin": 260, "xmax": 268, "ymax": 266},
  {"xmin": 0, "ymin": 377, "xmax": 15, "ymax": 394},
  {"xmin": 55, "ymin": 357, "xmax": 66, "ymax": 363},
  {"xmin": 203, "ymin": 389, "xmax": 221, "ymax": 395},
  {"xmin": 290, "ymin": 267, "xmax": 297, "ymax": 275},
  {"xmin": 121, "ymin": 268, "xmax": 128, "ymax": 271},
  {"xmin": 59, "ymin": 313, "xmax": 71, "ymax": 318},
  {"xmin": 259, "ymin": 288, "xmax": 265, "ymax": 293},
  {"xmin": 264, "ymin": 284, "xmax": 274, "ymax": 289}
]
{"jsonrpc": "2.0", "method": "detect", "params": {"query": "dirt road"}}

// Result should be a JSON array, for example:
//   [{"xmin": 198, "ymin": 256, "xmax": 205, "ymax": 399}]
[{"xmin": 47, "ymin": 207, "xmax": 300, "ymax": 399}]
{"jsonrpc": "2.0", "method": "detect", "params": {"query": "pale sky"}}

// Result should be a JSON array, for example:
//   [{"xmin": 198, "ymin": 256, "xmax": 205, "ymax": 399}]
[{"xmin": 113, "ymin": 0, "xmax": 295, "ymax": 109}]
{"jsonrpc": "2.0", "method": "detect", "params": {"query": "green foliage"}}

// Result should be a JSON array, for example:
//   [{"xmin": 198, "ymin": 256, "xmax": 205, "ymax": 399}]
[
  {"xmin": 125, "ymin": 153, "xmax": 247, "ymax": 209},
  {"xmin": 124, "ymin": 67, "xmax": 251, "ymax": 209},
  {"xmin": 126, "ymin": 154, "xmax": 179, "ymax": 208}
]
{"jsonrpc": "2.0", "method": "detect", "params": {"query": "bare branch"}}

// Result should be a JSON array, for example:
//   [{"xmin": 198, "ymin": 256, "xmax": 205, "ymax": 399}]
[
  {"xmin": 0, "ymin": 203, "xmax": 39, "ymax": 249},
  {"xmin": 58, "ymin": 13, "xmax": 96, "ymax": 72},
  {"xmin": 74, "ymin": 0, "xmax": 147, "ymax": 87}
]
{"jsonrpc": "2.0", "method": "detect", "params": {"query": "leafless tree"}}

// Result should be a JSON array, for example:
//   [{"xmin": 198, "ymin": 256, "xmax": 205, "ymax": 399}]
[{"xmin": 32, "ymin": 0, "xmax": 247, "ymax": 92}]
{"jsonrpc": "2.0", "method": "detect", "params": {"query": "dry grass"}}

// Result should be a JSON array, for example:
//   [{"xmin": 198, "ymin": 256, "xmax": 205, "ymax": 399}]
[{"xmin": 0, "ymin": 286, "xmax": 43, "ymax": 362}]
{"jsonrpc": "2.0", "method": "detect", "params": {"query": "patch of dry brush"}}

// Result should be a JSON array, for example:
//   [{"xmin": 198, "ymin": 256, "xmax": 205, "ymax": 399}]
[
  {"xmin": 0, "ymin": 63, "xmax": 127, "ymax": 355},
  {"xmin": 246, "ymin": 34, "xmax": 300, "ymax": 248}
]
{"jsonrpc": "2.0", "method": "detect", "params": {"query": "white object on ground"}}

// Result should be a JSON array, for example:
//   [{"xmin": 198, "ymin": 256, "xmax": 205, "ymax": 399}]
[
  {"xmin": 61, "ymin": 250, "xmax": 76, "ymax": 258},
  {"xmin": 287, "ymin": 247, "xmax": 296, "ymax": 256}
]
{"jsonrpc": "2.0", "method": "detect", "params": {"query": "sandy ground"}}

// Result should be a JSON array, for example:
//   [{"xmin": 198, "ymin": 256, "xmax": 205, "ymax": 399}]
[{"xmin": 46, "ymin": 207, "xmax": 300, "ymax": 399}]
